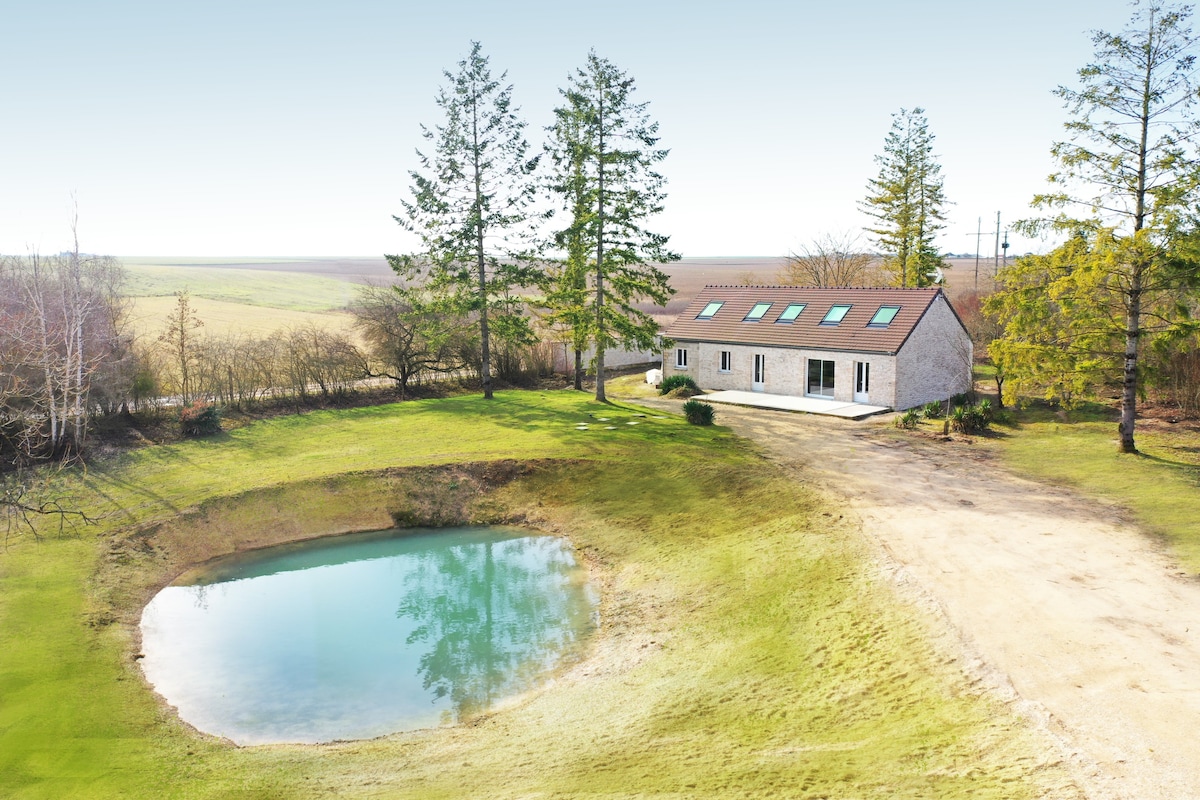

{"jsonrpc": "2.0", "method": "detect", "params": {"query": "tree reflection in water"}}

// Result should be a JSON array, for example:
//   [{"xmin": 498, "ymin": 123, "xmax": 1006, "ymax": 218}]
[{"xmin": 396, "ymin": 534, "xmax": 596, "ymax": 721}]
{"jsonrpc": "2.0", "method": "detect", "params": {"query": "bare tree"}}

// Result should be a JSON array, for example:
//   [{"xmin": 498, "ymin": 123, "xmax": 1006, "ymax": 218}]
[
  {"xmin": 279, "ymin": 324, "xmax": 362, "ymax": 401},
  {"xmin": 953, "ymin": 290, "xmax": 1006, "ymax": 405},
  {"xmin": 778, "ymin": 232, "xmax": 882, "ymax": 287},
  {"xmin": 2, "ymin": 235, "xmax": 127, "ymax": 460},
  {"xmin": 2, "ymin": 468, "xmax": 95, "ymax": 547},
  {"xmin": 157, "ymin": 290, "xmax": 204, "ymax": 404},
  {"xmin": 351, "ymin": 285, "xmax": 472, "ymax": 397}
]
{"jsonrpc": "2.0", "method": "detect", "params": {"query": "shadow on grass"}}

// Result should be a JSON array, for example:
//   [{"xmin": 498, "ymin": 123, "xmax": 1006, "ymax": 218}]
[{"xmin": 1137, "ymin": 451, "xmax": 1200, "ymax": 478}]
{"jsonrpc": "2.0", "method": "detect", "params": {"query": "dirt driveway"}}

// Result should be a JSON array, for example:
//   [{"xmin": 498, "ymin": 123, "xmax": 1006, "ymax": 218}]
[{"xmin": 634, "ymin": 395, "xmax": 1200, "ymax": 800}]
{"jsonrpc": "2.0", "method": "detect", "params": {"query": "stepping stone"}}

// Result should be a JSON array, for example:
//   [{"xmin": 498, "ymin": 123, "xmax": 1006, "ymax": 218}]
[{"xmin": 604, "ymin": 426, "xmax": 617, "ymax": 430}]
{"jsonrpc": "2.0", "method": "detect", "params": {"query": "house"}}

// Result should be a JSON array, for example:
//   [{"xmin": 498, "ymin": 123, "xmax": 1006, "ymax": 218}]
[
  {"xmin": 662, "ymin": 286, "xmax": 972, "ymax": 410},
  {"xmin": 549, "ymin": 341, "xmax": 660, "ymax": 376}
]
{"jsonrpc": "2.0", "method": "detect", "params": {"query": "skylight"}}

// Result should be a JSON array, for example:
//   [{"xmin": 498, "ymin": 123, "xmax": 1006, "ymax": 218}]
[
  {"xmin": 821, "ymin": 304, "xmax": 852, "ymax": 325},
  {"xmin": 744, "ymin": 302, "xmax": 772, "ymax": 321},
  {"xmin": 868, "ymin": 306, "xmax": 900, "ymax": 327},
  {"xmin": 775, "ymin": 303, "xmax": 806, "ymax": 323},
  {"xmin": 697, "ymin": 301, "xmax": 724, "ymax": 319}
]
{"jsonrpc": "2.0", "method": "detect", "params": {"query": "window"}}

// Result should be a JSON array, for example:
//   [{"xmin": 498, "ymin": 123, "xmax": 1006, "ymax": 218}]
[
  {"xmin": 719, "ymin": 350, "xmax": 732, "ymax": 372},
  {"xmin": 868, "ymin": 305, "xmax": 900, "ymax": 327},
  {"xmin": 697, "ymin": 301, "xmax": 724, "ymax": 319},
  {"xmin": 821, "ymin": 304, "xmax": 852, "ymax": 325},
  {"xmin": 775, "ymin": 303, "xmax": 806, "ymax": 323},
  {"xmin": 675, "ymin": 348, "xmax": 689, "ymax": 369},
  {"xmin": 743, "ymin": 302, "xmax": 772, "ymax": 321},
  {"xmin": 807, "ymin": 359, "xmax": 835, "ymax": 397}
]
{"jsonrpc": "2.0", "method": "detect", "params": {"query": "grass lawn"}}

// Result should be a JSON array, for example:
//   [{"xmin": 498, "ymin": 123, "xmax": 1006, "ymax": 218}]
[
  {"xmin": 1, "ymin": 391, "xmax": 1073, "ymax": 799},
  {"xmin": 986, "ymin": 403, "xmax": 1200, "ymax": 572}
]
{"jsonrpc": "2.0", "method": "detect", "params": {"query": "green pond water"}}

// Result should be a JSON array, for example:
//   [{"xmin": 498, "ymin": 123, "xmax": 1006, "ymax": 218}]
[{"xmin": 139, "ymin": 526, "xmax": 598, "ymax": 745}]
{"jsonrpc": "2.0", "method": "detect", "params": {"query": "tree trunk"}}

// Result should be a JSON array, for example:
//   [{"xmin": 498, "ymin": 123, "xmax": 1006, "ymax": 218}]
[
  {"xmin": 573, "ymin": 348, "xmax": 583, "ymax": 391},
  {"xmin": 1119, "ymin": 271, "xmax": 1142, "ymax": 454},
  {"xmin": 471, "ymin": 85, "xmax": 493, "ymax": 401},
  {"xmin": 1119, "ymin": 47, "xmax": 1152, "ymax": 455},
  {"xmin": 594, "ymin": 81, "xmax": 607, "ymax": 404}
]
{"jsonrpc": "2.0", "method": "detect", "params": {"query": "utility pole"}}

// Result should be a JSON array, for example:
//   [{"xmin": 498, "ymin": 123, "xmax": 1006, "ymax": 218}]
[
  {"xmin": 994, "ymin": 211, "xmax": 1001, "ymax": 274},
  {"xmin": 967, "ymin": 217, "xmax": 984, "ymax": 291},
  {"xmin": 1001, "ymin": 229, "xmax": 1010, "ymax": 269}
]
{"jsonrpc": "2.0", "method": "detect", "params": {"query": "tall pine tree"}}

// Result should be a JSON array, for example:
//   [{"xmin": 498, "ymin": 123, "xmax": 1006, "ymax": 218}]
[
  {"xmin": 989, "ymin": 1, "xmax": 1200, "ymax": 452},
  {"xmin": 543, "ymin": 51, "xmax": 678, "ymax": 402},
  {"xmin": 388, "ymin": 42, "xmax": 541, "ymax": 400},
  {"xmin": 860, "ymin": 108, "xmax": 948, "ymax": 288}
]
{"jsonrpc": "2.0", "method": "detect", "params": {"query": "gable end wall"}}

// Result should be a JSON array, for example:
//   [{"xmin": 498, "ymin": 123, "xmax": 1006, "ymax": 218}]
[{"xmin": 894, "ymin": 294, "xmax": 973, "ymax": 410}]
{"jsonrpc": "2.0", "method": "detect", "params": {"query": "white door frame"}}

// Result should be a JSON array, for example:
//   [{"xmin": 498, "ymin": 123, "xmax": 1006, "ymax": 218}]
[
  {"xmin": 752, "ymin": 353, "xmax": 766, "ymax": 392},
  {"xmin": 853, "ymin": 361, "xmax": 870, "ymax": 403}
]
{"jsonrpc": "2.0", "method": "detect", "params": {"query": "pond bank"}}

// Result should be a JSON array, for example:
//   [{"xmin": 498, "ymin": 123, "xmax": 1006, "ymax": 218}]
[{"xmin": 3, "ymin": 391, "xmax": 1080, "ymax": 798}]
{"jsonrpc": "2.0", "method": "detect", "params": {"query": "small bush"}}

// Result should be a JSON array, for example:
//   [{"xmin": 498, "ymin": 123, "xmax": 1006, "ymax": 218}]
[
  {"xmin": 180, "ymin": 401, "xmax": 222, "ymax": 437},
  {"xmin": 922, "ymin": 401, "xmax": 943, "ymax": 419},
  {"xmin": 895, "ymin": 409, "xmax": 921, "ymax": 429},
  {"xmin": 949, "ymin": 403, "xmax": 992, "ymax": 434},
  {"xmin": 682, "ymin": 399, "xmax": 716, "ymax": 425},
  {"xmin": 660, "ymin": 375, "xmax": 699, "ymax": 395}
]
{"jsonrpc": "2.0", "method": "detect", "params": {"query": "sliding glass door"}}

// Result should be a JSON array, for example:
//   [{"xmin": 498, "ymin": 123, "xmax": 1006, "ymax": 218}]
[{"xmin": 807, "ymin": 359, "xmax": 835, "ymax": 398}]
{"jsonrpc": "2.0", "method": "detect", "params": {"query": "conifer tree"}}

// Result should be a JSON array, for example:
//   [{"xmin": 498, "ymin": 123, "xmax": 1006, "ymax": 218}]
[
  {"xmin": 988, "ymin": 1, "xmax": 1200, "ymax": 453},
  {"xmin": 388, "ymin": 42, "xmax": 541, "ymax": 400},
  {"xmin": 543, "ymin": 51, "xmax": 678, "ymax": 402},
  {"xmin": 861, "ymin": 108, "xmax": 948, "ymax": 287}
]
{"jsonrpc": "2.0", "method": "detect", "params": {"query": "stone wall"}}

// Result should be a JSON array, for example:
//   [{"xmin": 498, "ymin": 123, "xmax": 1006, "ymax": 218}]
[
  {"xmin": 667, "ymin": 341, "xmax": 899, "ymax": 406},
  {"xmin": 894, "ymin": 294, "xmax": 973, "ymax": 410}
]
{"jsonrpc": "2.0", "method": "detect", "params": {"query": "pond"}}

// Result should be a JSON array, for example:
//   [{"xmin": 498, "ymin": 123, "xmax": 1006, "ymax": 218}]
[{"xmin": 139, "ymin": 526, "xmax": 598, "ymax": 745}]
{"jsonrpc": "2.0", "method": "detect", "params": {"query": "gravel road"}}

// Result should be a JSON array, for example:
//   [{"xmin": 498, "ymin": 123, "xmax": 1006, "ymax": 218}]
[{"xmin": 635, "ymin": 395, "xmax": 1200, "ymax": 800}]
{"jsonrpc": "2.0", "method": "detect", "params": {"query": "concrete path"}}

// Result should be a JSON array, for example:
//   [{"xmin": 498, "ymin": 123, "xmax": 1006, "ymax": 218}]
[{"xmin": 700, "ymin": 390, "xmax": 890, "ymax": 419}]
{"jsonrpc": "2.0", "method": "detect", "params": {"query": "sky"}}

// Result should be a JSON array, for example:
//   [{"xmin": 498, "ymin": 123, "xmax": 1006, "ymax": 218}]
[{"xmin": 1, "ymin": 0, "xmax": 1142, "ymax": 259}]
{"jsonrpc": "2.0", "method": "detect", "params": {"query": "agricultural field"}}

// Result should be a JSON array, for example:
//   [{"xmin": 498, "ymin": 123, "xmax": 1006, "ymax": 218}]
[
  {"xmin": 125, "ymin": 295, "xmax": 358, "ymax": 340},
  {"xmin": 119, "ymin": 257, "xmax": 388, "ymax": 339},
  {"xmin": 115, "ymin": 253, "xmax": 998, "ymax": 339},
  {"xmin": 0, "ymin": 391, "xmax": 1074, "ymax": 799}
]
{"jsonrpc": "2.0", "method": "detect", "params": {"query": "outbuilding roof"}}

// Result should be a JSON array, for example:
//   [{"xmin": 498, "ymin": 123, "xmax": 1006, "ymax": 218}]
[{"xmin": 664, "ymin": 286, "xmax": 950, "ymax": 355}]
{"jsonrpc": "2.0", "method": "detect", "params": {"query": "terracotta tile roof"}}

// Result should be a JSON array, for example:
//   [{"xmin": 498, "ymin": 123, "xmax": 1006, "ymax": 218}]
[{"xmin": 663, "ymin": 286, "xmax": 947, "ymax": 355}]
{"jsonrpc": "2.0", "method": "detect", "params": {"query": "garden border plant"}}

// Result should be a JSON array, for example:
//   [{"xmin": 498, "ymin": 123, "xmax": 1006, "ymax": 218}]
[
  {"xmin": 658, "ymin": 374, "xmax": 699, "ymax": 395},
  {"xmin": 682, "ymin": 398, "xmax": 716, "ymax": 425}
]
